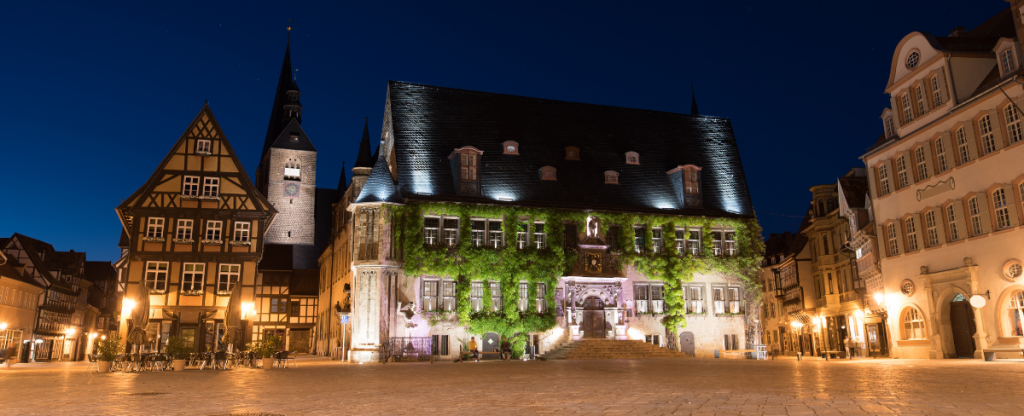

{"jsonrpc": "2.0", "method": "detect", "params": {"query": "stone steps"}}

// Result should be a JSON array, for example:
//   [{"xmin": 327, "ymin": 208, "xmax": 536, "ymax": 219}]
[
  {"xmin": 565, "ymin": 340, "xmax": 689, "ymax": 360},
  {"xmin": 539, "ymin": 340, "xmax": 580, "ymax": 360}
]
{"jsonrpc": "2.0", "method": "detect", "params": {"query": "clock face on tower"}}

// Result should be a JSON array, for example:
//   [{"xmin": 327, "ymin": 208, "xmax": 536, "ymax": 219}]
[{"xmin": 283, "ymin": 183, "xmax": 300, "ymax": 198}]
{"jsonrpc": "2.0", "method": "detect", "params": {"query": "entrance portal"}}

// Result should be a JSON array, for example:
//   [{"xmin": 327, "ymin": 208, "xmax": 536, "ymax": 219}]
[
  {"xmin": 679, "ymin": 332, "xmax": 695, "ymax": 356},
  {"xmin": 949, "ymin": 294, "xmax": 976, "ymax": 358},
  {"xmin": 581, "ymin": 297, "xmax": 605, "ymax": 339}
]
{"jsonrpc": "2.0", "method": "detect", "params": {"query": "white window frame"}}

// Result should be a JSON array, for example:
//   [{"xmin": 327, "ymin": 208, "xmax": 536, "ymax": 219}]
[
  {"xmin": 934, "ymin": 138, "xmax": 949, "ymax": 173},
  {"xmin": 957, "ymin": 127, "xmax": 971, "ymax": 164},
  {"xmin": 488, "ymin": 219, "xmax": 503, "ymax": 248},
  {"xmin": 969, "ymin": 197, "xmax": 983, "ymax": 236},
  {"xmin": 518, "ymin": 282, "xmax": 529, "ymax": 312},
  {"xmin": 471, "ymin": 220, "xmax": 485, "ymax": 247},
  {"xmin": 675, "ymin": 229, "xmax": 686, "ymax": 253},
  {"xmin": 203, "ymin": 177, "xmax": 220, "ymax": 197},
  {"xmin": 727, "ymin": 286, "xmax": 741, "ymax": 314},
  {"xmin": 442, "ymin": 218, "xmax": 459, "ymax": 247},
  {"xmin": 903, "ymin": 308, "xmax": 926, "ymax": 340},
  {"xmin": 490, "ymin": 281, "xmax": 502, "ymax": 311},
  {"xmin": 925, "ymin": 211, "xmax": 939, "ymax": 247},
  {"xmin": 712, "ymin": 231, "xmax": 724, "ymax": 256},
  {"xmin": 914, "ymin": 147, "xmax": 929, "ymax": 180},
  {"xmin": 422, "ymin": 280, "xmax": 439, "ymax": 311},
  {"xmin": 233, "ymin": 221, "xmax": 250, "ymax": 242},
  {"xmin": 947, "ymin": 205, "xmax": 961, "ymax": 241},
  {"xmin": 516, "ymin": 223, "xmax": 529, "ymax": 249},
  {"xmin": 181, "ymin": 263, "xmax": 205, "ymax": 294},
  {"xmin": 146, "ymin": 217, "xmax": 165, "ymax": 239},
  {"xmin": 878, "ymin": 164, "xmax": 891, "ymax": 196},
  {"xmin": 145, "ymin": 261, "xmax": 168, "ymax": 292},
  {"xmin": 442, "ymin": 280, "xmax": 456, "ymax": 312},
  {"xmin": 724, "ymin": 231, "xmax": 737, "ymax": 256},
  {"xmin": 994, "ymin": 188, "xmax": 1011, "ymax": 230},
  {"xmin": 470, "ymin": 281, "xmax": 483, "ymax": 312},
  {"xmin": 887, "ymin": 223, "xmax": 900, "ymax": 256},
  {"xmin": 217, "ymin": 264, "xmax": 240, "ymax": 294},
  {"xmin": 713, "ymin": 286, "xmax": 726, "ymax": 315},
  {"xmin": 196, "ymin": 139, "xmax": 211, "ymax": 154},
  {"xmin": 183, "ymin": 176, "xmax": 200, "ymax": 197},
  {"xmin": 423, "ymin": 217, "xmax": 440, "ymax": 245},
  {"xmin": 205, "ymin": 220, "xmax": 223, "ymax": 241},
  {"xmin": 916, "ymin": 85, "xmax": 926, "ymax": 115},
  {"xmin": 905, "ymin": 217, "xmax": 919, "ymax": 252},
  {"xmin": 176, "ymin": 219, "xmax": 193, "ymax": 240},
  {"xmin": 931, "ymin": 76, "xmax": 942, "ymax": 107},
  {"xmin": 979, "ymin": 115, "xmax": 996, "ymax": 155},
  {"xmin": 686, "ymin": 228, "xmax": 701, "ymax": 256},
  {"xmin": 895, "ymin": 155, "xmax": 909, "ymax": 188},
  {"xmin": 533, "ymin": 223, "xmax": 546, "ymax": 249},
  {"xmin": 652, "ymin": 228, "xmax": 663, "ymax": 253},
  {"xmin": 901, "ymin": 93, "xmax": 913, "ymax": 123},
  {"xmin": 1006, "ymin": 104, "xmax": 1023, "ymax": 145},
  {"xmin": 536, "ymin": 283, "xmax": 547, "ymax": 313},
  {"xmin": 635, "ymin": 283, "xmax": 649, "ymax": 314}
]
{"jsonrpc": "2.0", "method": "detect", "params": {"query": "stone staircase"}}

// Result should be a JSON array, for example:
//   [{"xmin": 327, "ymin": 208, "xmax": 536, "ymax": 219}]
[
  {"xmin": 539, "ymin": 340, "xmax": 580, "ymax": 360},
  {"xmin": 563, "ymin": 339, "xmax": 689, "ymax": 360}
]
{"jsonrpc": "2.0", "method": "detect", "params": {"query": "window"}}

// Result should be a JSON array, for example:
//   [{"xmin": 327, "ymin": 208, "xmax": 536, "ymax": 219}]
[
  {"xmin": 712, "ymin": 231, "xmax": 724, "ymax": 256},
  {"xmin": 969, "ymin": 197, "xmax": 983, "ymax": 236},
  {"xmin": 442, "ymin": 281, "xmax": 456, "ymax": 312},
  {"xmin": 1001, "ymin": 49, "xmax": 1016, "ymax": 74},
  {"xmin": 652, "ymin": 228, "xmax": 663, "ymax": 253},
  {"xmin": 183, "ymin": 176, "xmax": 200, "ymax": 196},
  {"xmin": 146, "ymin": 218, "xmax": 164, "ymax": 239},
  {"xmin": 884, "ymin": 117, "xmax": 894, "ymax": 138},
  {"xmin": 442, "ymin": 218, "xmax": 459, "ymax": 246},
  {"xmin": 490, "ymin": 281, "xmax": 502, "ymax": 311},
  {"xmin": 533, "ymin": 223, "xmax": 546, "ymax": 249},
  {"xmin": 518, "ymin": 282, "xmax": 529, "ymax": 311},
  {"xmin": 516, "ymin": 223, "xmax": 528, "ymax": 249},
  {"xmin": 724, "ymin": 231, "xmax": 736, "ymax": 256},
  {"xmin": 502, "ymin": 141, "xmax": 519, "ymax": 155},
  {"xmin": 536, "ymin": 283, "xmax": 547, "ymax": 312},
  {"xmin": 625, "ymin": 151, "xmax": 639, "ymax": 165},
  {"xmin": 934, "ymin": 138, "xmax": 949, "ymax": 173},
  {"xmin": 565, "ymin": 146, "xmax": 580, "ymax": 160},
  {"xmin": 902, "ymin": 308, "xmax": 926, "ymax": 340},
  {"xmin": 1008, "ymin": 291, "xmax": 1024, "ymax": 337},
  {"xmin": 270, "ymin": 298, "xmax": 286, "ymax": 313},
  {"xmin": 728, "ymin": 287, "xmax": 741, "ymax": 314},
  {"xmin": 947, "ymin": 205, "xmax": 961, "ymax": 241},
  {"xmin": 180, "ymin": 263, "xmax": 205, "ymax": 294},
  {"xmin": 604, "ymin": 171, "xmax": 618, "ymax": 184},
  {"xmin": 895, "ymin": 155, "xmax": 909, "ymax": 188},
  {"xmin": 203, "ymin": 177, "xmax": 219, "ymax": 197},
  {"xmin": 284, "ymin": 160, "xmax": 300, "ymax": 181},
  {"xmin": 635, "ymin": 283, "xmax": 664, "ymax": 314},
  {"xmin": 471, "ymin": 220, "xmax": 485, "ymax": 247},
  {"xmin": 470, "ymin": 282, "xmax": 483, "ymax": 312},
  {"xmin": 915, "ymin": 147, "xmax": 929, "ymax": 180},
  {"xmin": 217, "ymin": 264, "xmax": 240, "ymax": 294},
  {"xmin": 1007, "ymin": 104, "xmax": 1023, "ymax": 145},
  {"xmin": 635, "ymin": 284, "xmax": 649, "ymax": 313},
  {"xmin": 539, "ymin": 166, "xmax": 556, "ymax": 181},
  {"xmin": 460, "ymin": 153, "xmax": 478, "ymax": 181},
  {"xmin": 887, "ymin": 223, "xmax": 899, "ymax": 256},
  {"xmin": 634, "ymin": 227, "xmax": 646, "ymax": 253},
  {"xmin": 175, "ymin": 219, "xmax": 193, "ymax": 240},
  {"xmin": 145, "ymin": 262, "xmax": 168, "ymax": 292},
  {"xmin": 488, "ymin": 219, "xmax": 503, "ymax": 248},
  {"xmin": 713, "ymin": 287, "xmax": 726, "ymax": 315},
  {"xmin": 878, "ymin": 164, "xmax": 891, "ymax": 196},
  {"xmin": 931, "ymin": 76, "xmax": 942, "ymax": 107},
  {"xmin": 916, "ymin": 85, "xmax": 926, "ymax": 115},
  {"xmin": 233, "ymin": 222, "xmax": 250, "ymax": 242},
  {"xmin": 423, "ymin": 217, "xmax": 440, "ymax": 245},
  {"xmin": 822, "ymin": 234, "xmax": 830, "ymax": 255},
  {"xmin": 196, "ymin": 139, "xmax": 211, "ymax": 154},
  {"xmin": 205, "ymin": 220, "xmax": 222, "ymax": 241},
  {"xmin": 994, "ymin": 188, "xmax": 1011, "ymax": 230},
  {"xmin": 905, "ymin": 217, "xmax": 919, "ymax": 252},
  {"xmin": 956, "ymin": 127, "xmax": 971, "ymax": 164},
  {"xmin": 675, "ymin": 229, "xmax": 686, "ymax": 253},
  {"xmin": 925, "ymin": 211, "xmax": 939, "ymax": 247},
  {"xmin": 979, "ymin": 115, "xmax": 996, "ymax": 155},
  {"xmin": 422, "ymin": 281, "xmax": 439, "ymax": 311},
  {"xmin": 686, "ymin": 229, "xmax": 701, "ymax": 255},
  {"xmin": 901, "ymin": 93, "xmax": 913, "ymax": 123},
  {"xmin": 683, "ymin": 167, "xmax": 699, "ymax": 195},
  {"xmin": 906, "ymin": 51, "xmax": 919, "ymax": 68}
]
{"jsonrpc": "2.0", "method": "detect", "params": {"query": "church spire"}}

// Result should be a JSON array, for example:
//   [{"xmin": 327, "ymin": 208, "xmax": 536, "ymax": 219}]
[
  {"xmin": 260, "ymin": 25, "xmax": 302, "ymax": 160},
  {"xmin": 354, "ymin": 118, "xmax": 374, "ymax": 168},
  {"xmin": 690, "ymin": 81, "xmax": 699, "ymax": 116}
]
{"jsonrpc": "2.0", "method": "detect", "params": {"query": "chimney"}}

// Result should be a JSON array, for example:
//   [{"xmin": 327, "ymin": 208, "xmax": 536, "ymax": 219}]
[{"xmin": 949, "ymin": 26, "xmax": 968, "ymax": 37}]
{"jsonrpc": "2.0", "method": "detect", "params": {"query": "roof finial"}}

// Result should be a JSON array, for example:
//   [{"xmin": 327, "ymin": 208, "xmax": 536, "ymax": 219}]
[
  {"xmin": 287, "ymin": 19, "xmax": 293, "ymax": 44},
  {"xmin": 690, "ymin": 80, "xmax": 699, "ymax": 116}
]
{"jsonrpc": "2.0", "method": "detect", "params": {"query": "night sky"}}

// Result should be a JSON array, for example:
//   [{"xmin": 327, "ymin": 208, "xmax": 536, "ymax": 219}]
[{"xmin": 0, "ymin": 1, "xmax": 1008, "ymax": 262}]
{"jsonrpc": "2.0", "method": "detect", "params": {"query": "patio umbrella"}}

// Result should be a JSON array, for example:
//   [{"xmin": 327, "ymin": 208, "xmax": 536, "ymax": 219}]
[
  {"xmin": 126, "ymin": 283, "xmax": 150, "ymax": 349},
  {"xmin": 222, "ymin": 283, "xmax": 242, "ymax": 348}
]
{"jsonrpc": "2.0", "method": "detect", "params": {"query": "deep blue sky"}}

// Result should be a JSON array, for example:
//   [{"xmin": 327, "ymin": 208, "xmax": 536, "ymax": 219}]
[{"xmin": 0, "ymin": 1, "xmax": 1009, "ymax": 262}]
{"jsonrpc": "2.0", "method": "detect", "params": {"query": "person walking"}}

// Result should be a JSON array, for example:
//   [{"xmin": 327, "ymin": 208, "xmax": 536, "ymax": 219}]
[
  {"xmin": 845, "ymin": 337, "xmax": 854, "ymax": 360},
  {"xmin": 468, "ymin": 337, "xmax": 479, "ymax": 362},
  {"xmin": 4, "ymin": 345, "xmax": 17, "ymax": 369}
]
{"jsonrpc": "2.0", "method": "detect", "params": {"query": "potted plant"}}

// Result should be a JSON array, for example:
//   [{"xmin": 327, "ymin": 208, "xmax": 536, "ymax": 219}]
[
  {"xmin": 262, "ymin": 334, "xmax": 284, "ymax": 369},
  {"xmin": 165, "ymin": 336, "xmax": 193, "ymax": 371},
  {"xmin": 96, "ymin": 336, "xmax": 123, "ymax": 373}
]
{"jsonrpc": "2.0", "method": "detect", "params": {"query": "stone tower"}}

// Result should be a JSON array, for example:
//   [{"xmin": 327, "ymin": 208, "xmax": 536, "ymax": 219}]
[{"xmin": 255, "ymin": 30, "xmax": 317, "ymax": 246}]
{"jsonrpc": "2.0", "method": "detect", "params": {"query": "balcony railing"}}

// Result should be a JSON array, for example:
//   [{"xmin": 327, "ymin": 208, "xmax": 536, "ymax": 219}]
[{"xmin": 839, "ymin": 291, "xmax": 860, "ymax": 304}]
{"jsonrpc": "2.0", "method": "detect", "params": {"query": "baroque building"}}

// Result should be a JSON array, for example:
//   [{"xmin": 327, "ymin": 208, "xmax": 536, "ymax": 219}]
[
  {"xmin": 866, "ymin": 5, "xmax": 1024, "ymax": 359},
  {"xmin": 115, "ymin": 104, "xmax": 276, "ymax": 353},
  {"xmin": 330, "ymin": 81, "xmax": 763, "ymax": 363}
]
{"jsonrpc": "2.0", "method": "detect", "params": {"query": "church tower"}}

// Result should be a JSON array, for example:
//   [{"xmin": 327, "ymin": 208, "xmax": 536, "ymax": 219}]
[{"xmin": 255, "ymin": 29, "xmax": 317, "ymax": 247}]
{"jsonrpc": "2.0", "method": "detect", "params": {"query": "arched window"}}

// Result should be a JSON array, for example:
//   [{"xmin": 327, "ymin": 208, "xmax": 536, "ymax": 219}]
[
  {"xmin": 901, "ymin": 307, "xmax": 926, "ymax": 340},
  {"xmin": 1008, "ymin": 290, "xmax": 1024, "ymax": 337},
  {"xmin": 817, "ymin": 200, "xmax": 825, "ymax": 217},
  {"xmin": 822, "ymin": 235, "xmax": 830, "ymax": 255},
  {"xmin": 826, "ymin": 198, "xmax": 836, "ymax": 213},
  {"xmin": 284, "ymin": 159, "xmax": 300, "ymax": 181}
]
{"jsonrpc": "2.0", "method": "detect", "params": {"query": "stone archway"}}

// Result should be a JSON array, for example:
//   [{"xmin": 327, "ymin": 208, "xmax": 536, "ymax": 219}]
[{"xmin": 933, "ymin": 286, "xmax": 972, "ymax": 358}]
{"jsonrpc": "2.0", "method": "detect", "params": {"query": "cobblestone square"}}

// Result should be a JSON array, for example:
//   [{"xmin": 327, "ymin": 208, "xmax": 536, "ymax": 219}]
[{"xmin": 1, "ymin": 357, "xmax": 1023, "ymax": 415}]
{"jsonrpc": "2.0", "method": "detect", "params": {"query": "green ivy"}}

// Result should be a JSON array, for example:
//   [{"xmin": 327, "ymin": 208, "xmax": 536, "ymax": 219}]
[{"xmin": 386, "ymin": 202, "xmax": 765, "ymax": 355}]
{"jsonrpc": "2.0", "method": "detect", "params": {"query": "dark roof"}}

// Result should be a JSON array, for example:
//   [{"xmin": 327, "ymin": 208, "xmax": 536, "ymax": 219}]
[
  {"xmin": 919, "ymin": 8, "xmax": 1013, "ymax": 54},
  {"xmin": 763, "ymin": 233, "xmax": 794, "ymax": 259},
  {"xmin": 260, "ymin": 243, "xmax": 320, "ymax": 271},
  {"xmin": 355, "ymin": 141, "xmax": 403, "ymax": 203},
  {"xmin": 260, "ymin": 37, "xmax": 301, "ymax": 159},
  {"xmin": 839, "ymin": 176, "xmax": 870, "ymax": 210},
  {"xmin": 928, "ymin": 36, "xmax": 1001, "ymax": 53},
  {"xmin": 964, "ymin": 7, "xmax": 1015, "ymax": 39},
  {"xmin": 383, "ymin": 81, "xmax": 755, "ymax": 217},
  {"xmin": 290, "ymin": 269, "xmax": 319, "ymax": 296},
  {"xmin": 354, "ymin": 119, "xmax": 374, "ymax": 168},
  {"xmin": 118, "ymin": 230, "xmax": 129, "ymax": 248},
  {"xmin": 314, "ymin": 187, "xmax": 338, "ymax": 253},
  {"xmin": 84, "ymin": 261, "xmax": 115, "ymax": 284},
  {"xmin": 268, "ymin": 119, "xmax": 316, "ymax": 152}
]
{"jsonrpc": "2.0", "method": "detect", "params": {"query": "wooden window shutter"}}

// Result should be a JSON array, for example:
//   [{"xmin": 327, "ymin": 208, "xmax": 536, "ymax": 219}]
[
  {"xmin": 910, "ymin": 213, "xmax": 923, "ymax": 251},
  {"xmin": 951, "ymin": 200, "xmax": 968, "ymax": 240},
  {"xmin": 891, "ymin": 221, "xmax": 904, "ymax": 256},
  {"xmin": 866, "ymin": 165, "xmax": 879, "ymax": 199},
  {"xmin": 963, "ymin": 122, "xmax": 980, "ymax": 162},
  {"xmin": 889, "ymin": 96, "xmax": 902, "ymax": 130},
  {"xmin": 902, "ymin": 150, "xmax": 914, "ymax": 186},
  {"xmin": 987, "ymin": 109, "xmax": 1005, "ymax": 151},
  {"xmin": 1002, "ymin": 184, "xmax": 1021, "ymax": 228},
  {"xmin": 938, "ymin": 132, "xmax": 954, "ymax": 169},
  {"xmin": 977, "ymin": 192, "xmax": 993, "ymax": 235},
  {"xmin": 931, "ymin": 208, "xmax": 946, "ymax": 246},
  {"xmin": 937, "ymin": 67, "xmax": 950, "ymax": 103}
]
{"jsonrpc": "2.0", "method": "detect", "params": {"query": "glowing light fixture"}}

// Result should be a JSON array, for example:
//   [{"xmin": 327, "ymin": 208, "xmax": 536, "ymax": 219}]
[
  {"xmin": 242, "ymin": 302, "xmax": 256, "ymax": 318},
  {"xmin": 122, "ymin": 298, "xmax": 136, "ymax": 313},
  {"xmin": 66, "ymin": 328, "xmax": 76, "ymax": 337},
  {"xmin": 790, "ymin": 321, "xmax": 803, "ymax": 329},
  {"xmin": 0, "ymin": 322, "xmax": 7, "ymax": 331},
  {"xmin": 873, "ymin": 293, "xmax": 884, "ymax": 306}
]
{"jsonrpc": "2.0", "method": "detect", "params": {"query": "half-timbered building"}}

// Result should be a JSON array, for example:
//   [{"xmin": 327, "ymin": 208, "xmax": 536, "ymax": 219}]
[{"xmin": 115, "ymin": 104, "xmax": 276, "ymax": 353}]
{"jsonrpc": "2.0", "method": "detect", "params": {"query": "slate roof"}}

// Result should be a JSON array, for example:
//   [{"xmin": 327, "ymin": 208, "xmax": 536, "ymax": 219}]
[
  {"xmin": 269, "ymin": 119, "xmax": 316, "ymax": 152},
  {"xmin": 354, "ymin": 119, "xmax": 374, "ymax": 168},
  {"xmin": 355, "ymin": 140, "xmax": 403, "ymax": 204},
  {"xmin": 379, "ymin": 81, "xmax": 755, "ymax": 217},
  {"xmin": 839, "ymin": 176, "xmax": 870, "ymax": 210},
  {"xmin": 763, "ymin": 233, "xmax": 795, "ymax": 259},
  {"xmin": 260, "ymin": 38, "xmax": 301, "ymax": 159},
  {"xmin": 84, "ymin": 261, "xmax": 115, "ymax": 284}
]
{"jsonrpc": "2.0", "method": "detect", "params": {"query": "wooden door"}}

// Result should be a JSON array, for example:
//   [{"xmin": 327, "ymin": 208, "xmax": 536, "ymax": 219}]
[
  {"xmin": 582, "ymin": 310, "xmax": 605, "ymax": 338},
  {"xmin": 949, "ymin": 300, "xmax": 976, "ymax": 358},
  {"xmin": 679, "ymin": 332, "xmax": 695, "ymax": 356},
  {"xmin": 290, "ymin": 329, "xmax": 310, "ymax": 353}
]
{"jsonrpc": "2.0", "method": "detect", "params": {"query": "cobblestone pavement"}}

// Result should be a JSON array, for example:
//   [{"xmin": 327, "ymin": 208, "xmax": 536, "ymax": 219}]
[{"xmin": 1, "ymin": 356, "xmax": 1023, "ymax": 415}]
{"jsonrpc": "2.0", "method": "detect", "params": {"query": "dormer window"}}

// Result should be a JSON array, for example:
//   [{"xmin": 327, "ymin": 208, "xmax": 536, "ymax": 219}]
[
  {"xmin": 667, "ymin": 165, "xmax": 702, "ymax": 209},
  {"xmin": 604, "ymin": 171, "xmax": 619, "ymax": 184},
  {"xmin": 1001, "ymin": 49, "xmax": 1016, "ymax": 74},
  {"xmin": 683, "ymin": 166, "xmax": 700, "ymax": 195},
  {"xmin": 539, "ymin": 166, "xmax": 557, "ymax": 181},
  {"xmin": 449, "ymin": 146, "xmax": 483, "ymax": 196},
  {"xmin": 502, "ymin": 141, "xmax": 519, "ymax": 155},
  {"xmin": 565, "ymin": 146, "xmax": 580, "ymax": 160},
  {"xmin": 625, "ymin": 151, "xmax": 639, "ymax": 165},
  {"xmin": 884, "ymin": 117, "xmax": 895, "ymax": 138},
  {"xmin": 289, "ymin": 134, "xmax": 299, "ymax": 142},
  {"xmin": 284, "ymin": 159, "xmax": 301, "ymax": 181},
  {"xmin": 196, "ymin": 139, "xmax": 211, "ymax": 154}
]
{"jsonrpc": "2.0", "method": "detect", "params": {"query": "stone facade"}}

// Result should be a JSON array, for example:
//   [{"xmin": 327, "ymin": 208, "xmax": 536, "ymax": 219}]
[{"xmin": 263, "ymin": 148, "xmax": 317, "ymax": 245}]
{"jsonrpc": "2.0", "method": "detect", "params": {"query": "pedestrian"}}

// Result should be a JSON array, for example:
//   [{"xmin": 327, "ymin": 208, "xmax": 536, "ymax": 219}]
[
  {"xmin": 499, "ymin": 337, "xmax": 513, "ymax": 361},
  {"xmin": 468, "ymin": 337, "xmax": 479, "ymax": 362},
  {"xmin": 4, "ymin": 345, "xmax": 17, "ymax": 369},
  {"xmin": 845, "ymin": 337, "xmax": 853, "ymax": 359}
]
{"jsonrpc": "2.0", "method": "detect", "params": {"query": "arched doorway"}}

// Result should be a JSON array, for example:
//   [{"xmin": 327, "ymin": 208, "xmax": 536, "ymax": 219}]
[
  {"xmin": 581, "ymin": 297, "xmax": 605, "ymax": 339},
  {"xmin": 949, "ymin": 294, "xmax": 976, "ymax": 358}
]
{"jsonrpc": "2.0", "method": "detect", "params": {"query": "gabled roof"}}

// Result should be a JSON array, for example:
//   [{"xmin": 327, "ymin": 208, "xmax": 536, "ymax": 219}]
[
  {"xmin": 354, "ymin": 142, "xmax": 402, "ymax": 204},
  {"xmin": 9, "ymin": 233, "xmax": 56, "ymax": 281},
  {"xmin": 269, "ymin": 119, "xmax": 316, "ymax": 152},
  {"xmin": 385, "ymin": 81, "xmax": 755, "ymax": 217},
  {"xmin": 838, "ymin": 176, "xmax": 870, "ymax": 210}
]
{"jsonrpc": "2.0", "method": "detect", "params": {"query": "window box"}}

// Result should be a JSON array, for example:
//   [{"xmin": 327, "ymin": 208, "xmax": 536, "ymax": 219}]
[
  {"xmin": 195, "ymin": 150, "xmax": 212, "ymax": 156},
  {"xmin": 229, "ymin": 240, "xmax": 252, "ymax": 246},
  {"xmin": 172, "ymin": 238, "xmax": 194, "ymax": 244},
  {"xmin": 201, "ymin": 239, "xmax": 223, "ymax": 245},
  {"xmin": 181, "ymin": 194, "xmax": 220, "ymax": 201},
  {"xmin": 180, "ymin": 290, "xmax": 204, "ymax": 296},
  {"xmin": 142, "ymin": 236, "xmax": 166, "ymax": 243}
]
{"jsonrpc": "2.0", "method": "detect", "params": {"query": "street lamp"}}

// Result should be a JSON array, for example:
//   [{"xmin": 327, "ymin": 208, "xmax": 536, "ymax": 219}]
[
  {"xmin": 0, "ymin": 322, "xmax": 7, "ymax": 331},
  {"xmin": 122, "ymin": 298, "xmax": 136, "ymax": 314}
]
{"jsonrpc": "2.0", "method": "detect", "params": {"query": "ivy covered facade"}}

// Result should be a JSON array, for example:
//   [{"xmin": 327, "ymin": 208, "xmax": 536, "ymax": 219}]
[{"xmin": 331, "ymin": 81, "xmax": 764, "ymax": 362}]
